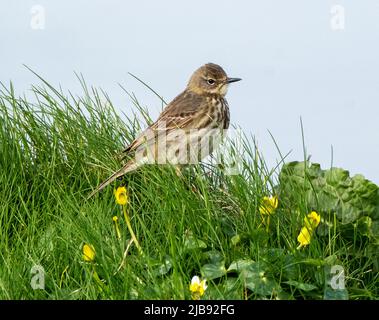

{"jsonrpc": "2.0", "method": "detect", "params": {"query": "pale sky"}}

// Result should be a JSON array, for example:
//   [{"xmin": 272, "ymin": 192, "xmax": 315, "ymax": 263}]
[{"xmin": 1, "ymin": 0, "xmax": 379, "ymax": 183}]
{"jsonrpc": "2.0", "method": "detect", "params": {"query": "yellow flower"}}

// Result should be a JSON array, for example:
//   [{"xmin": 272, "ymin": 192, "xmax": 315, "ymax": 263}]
[
  {"xmin": 304, "ymin": 211, "xmax": 321, "ymax": 230},
  {"xmin": 259, "ymin": 196, "xmax": 278, "ymax": 215},
  {"xmin": 114, "ymin": 186, "xmax": 128, "ymax": 206},
  {"xmin": 83, "ymin": 243, "xmax": 96, "ymax": 262},
  {"xmin": 297, "ymin": 227, "xmax": 312, "ymax": 248},
  {"xmin": 189, "ymin": 276, "xmax": 207, "ymax": 300}
]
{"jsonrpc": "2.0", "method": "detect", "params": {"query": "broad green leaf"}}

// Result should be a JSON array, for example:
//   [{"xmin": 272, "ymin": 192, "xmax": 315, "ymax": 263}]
[
  {"xmin": 282, "ymin": 254, "xmax": 301, "ymax": 280},
  {"xmin": 245, "ymin": 276, "xmax": 279, "ymax": 296},
  {"xmin": 275, "ymin": 290, "xmax": 295, "ymax": 300},
  {"xmin": 301, "ymin": 258, "xmax": 325, "ymax": 267},
  {"xmin": 324, "ymin": 254, "xmax": 339, "ymax": 265},
  {"xmin": 202, "ymin": 250, "xmax": 224, "ymax": 264},
  {"xmin": 201, "ymin": 261, "xmax": 227, "ymax": 280},
  {"xmin": 233, "ymin": 261, "xmax": 280, "ymax": 296},
  {"xmin": 356, "ymin": 216, "xmax": 372, "ymax": 237},
  {"xmin": 325, "ymin": 168, "xmax": 349, "ymax": 186},
  {"xmin": 279, "ymin": 161, "xmax": 379, "ymax": 230},
  {"xmin": 265, "ymin": 248, "xmax": 285, "ymax": 263},
  {"xmin": 183, "ymin": 233, "xmax": 207, "ymax": 251},
  {"xmin": 227, "ymin": 259, "xmax": 255, "ymax": 273},
  {"xmin": 223, "ymin": 277, "xmax": 244, "ymax": 299},
  {"xmin": 153, "ymin": 256, "xmax": 173, "ymax": 276},
  {"xmin": 284, "ymin": 280, "xmax": 317, "ymax": 292}
]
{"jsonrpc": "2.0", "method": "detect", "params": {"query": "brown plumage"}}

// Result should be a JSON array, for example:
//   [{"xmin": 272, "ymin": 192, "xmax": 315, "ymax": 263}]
[{"xmin": 87, "ymin": 63, "xmax": 241, "ymax": 198}]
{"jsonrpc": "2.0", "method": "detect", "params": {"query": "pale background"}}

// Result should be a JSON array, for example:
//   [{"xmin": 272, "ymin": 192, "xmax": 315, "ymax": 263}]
[{"xmin": 1, "ymin": 0, "xmax": 378, "ymax": 183}]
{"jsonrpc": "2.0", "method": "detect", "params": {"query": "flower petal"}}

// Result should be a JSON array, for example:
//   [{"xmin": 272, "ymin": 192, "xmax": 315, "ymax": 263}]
[
  {"xmin": 191, "ymin": 276, "xmax": 200, "ymax": 285},
  {"xmin": 83, "ymin": 243, "xmax": 96, "ymax": 262},
  {"xmin": 297, "ymin": 227, "xmax": 312, "ymax": 247}
]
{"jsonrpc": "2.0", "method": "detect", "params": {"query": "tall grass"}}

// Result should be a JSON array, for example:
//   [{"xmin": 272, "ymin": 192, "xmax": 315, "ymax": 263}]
[{"xmin": 0, "ymin": 75, "xmax": 377, "ymax": 300}]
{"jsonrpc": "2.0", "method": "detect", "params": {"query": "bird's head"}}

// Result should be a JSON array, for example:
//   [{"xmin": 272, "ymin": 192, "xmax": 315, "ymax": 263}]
[{"xmin": 187, "ymin": 63, "xmax": 241, "ymax": 97}]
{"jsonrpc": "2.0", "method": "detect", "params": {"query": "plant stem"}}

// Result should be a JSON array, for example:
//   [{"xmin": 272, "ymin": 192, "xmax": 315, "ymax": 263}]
[{"xmin": 122, "ymin": 205, "xmax": 143, "ymax": 255}]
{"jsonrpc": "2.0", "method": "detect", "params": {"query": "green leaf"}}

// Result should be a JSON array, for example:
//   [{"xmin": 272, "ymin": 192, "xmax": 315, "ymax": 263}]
[
  {"xmin": 204, "ymin": 277, "xmax": 242, "ymax": 300},
  {"xmin": 237, "ymin": 261, "xmax": 280, "ymax": 296},
  {"xmin": 223, "ymin": 277, "xmax": 244, "ymax": 299},
  {"xmin": 301, "ymin": 258, "xmax": 325, "ymax": 267},
  {"xmin": 264, "ymin": 248, "xmax": 285, "ymax": 263},
  {"xmin": 183, "ymin": 233, "xmax": 207, "ymax": 251},
  {"xmin": 153, "ymin": 256, "xmax": 173, "ymax": 276},
  {"xmin": 324, "ymin": 254, "xmax": 339, "ymax": 265},
  {"xmin": 227, "ymin": 259, "xmax": 255, "ymax": 273},
  {"xmin": 282, "ymin": 254, "xmax": 301, "ymax": 280},
  {"xmin": 146, "ymin": 255, "xmax": 173, "ymax": 277},
  {"xmin": 201, "ymin": 261, "xmax": 227, "ymax": 280},
  {"xmin": 275, "ymin": 290, "xmax": 295, "ymax": 300},
  {"xmin": 202, "ymin": 250, "xmax": 224, "ymax": 264},
  {"xmin": 284, "ymin": 280, "xmax": 317, "ymax": 292},
  {"xmin": 245, "ymin": 277, "xmax": 279, "ymax": 296},
  {"xmin": 337, "ymin": 202, "xmax": 360, "ymax": 224},
  {"xmin": 279, "ymin": 161, "xmax": 379, "ymax": 247},
  {"xmin": 325, "ymin": 168, "xmax": 349, "ymax": 187},
  {"xmin": 356, "ymin": 216, "xmax": 372, "ymax": 237}
]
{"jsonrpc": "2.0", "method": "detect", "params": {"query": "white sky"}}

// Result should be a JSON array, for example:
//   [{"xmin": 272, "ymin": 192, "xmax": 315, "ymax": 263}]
[{"xmin": 1, "ymin": 0, "xmax": 379, "ymax": 183}]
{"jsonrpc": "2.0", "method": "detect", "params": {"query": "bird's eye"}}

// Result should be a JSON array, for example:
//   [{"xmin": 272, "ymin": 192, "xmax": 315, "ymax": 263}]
[{"xmin": 207, "ymin": 79, "xmax": 215, "ymax": 85}]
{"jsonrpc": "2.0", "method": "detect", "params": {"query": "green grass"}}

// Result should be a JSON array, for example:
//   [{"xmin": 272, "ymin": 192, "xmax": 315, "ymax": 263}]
[{"xmin": 0, "ymin": 75, "xmax": 377, "ymax": 300}]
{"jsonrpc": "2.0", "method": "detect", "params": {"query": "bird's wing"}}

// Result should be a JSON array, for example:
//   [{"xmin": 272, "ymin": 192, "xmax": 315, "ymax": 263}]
[
  {"xmin": 121, "ymin": 91, "xmax": 204, "ymax": 154},
  {"xmin": 88, "ymin": 91, "xmax": 209, "ymax": 199}
]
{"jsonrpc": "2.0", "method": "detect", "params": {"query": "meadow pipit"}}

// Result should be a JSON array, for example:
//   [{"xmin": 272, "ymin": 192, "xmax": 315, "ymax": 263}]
[{"xmin": 88, "ymin": 63, "xmax": 241, "ymax": 198}]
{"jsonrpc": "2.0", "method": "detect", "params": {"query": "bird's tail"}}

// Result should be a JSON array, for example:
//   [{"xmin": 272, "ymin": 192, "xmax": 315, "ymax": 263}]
[{"xmin": 87, "ymin": 160, "xmax": 139, "ymax": 199}]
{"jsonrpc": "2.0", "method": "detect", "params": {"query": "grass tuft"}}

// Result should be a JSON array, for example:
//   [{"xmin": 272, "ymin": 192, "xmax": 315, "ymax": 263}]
[{"xmin": 0, "ymin": 76, "xmax": 377, "ymax": 300}]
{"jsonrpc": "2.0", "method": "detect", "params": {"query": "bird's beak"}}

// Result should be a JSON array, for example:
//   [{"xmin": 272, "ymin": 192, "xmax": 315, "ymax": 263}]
[{"xmin": 226, "ymin": 77, "xmax": 242, "ymax": 84}]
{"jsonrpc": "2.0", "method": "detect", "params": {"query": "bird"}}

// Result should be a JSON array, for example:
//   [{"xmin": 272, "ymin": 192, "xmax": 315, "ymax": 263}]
[{"xmin": 87, "ymin": 63, "xmax": 241, "ymax": 198}]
